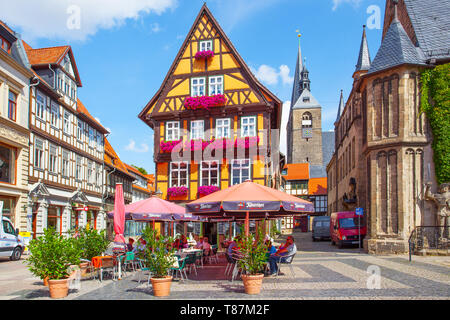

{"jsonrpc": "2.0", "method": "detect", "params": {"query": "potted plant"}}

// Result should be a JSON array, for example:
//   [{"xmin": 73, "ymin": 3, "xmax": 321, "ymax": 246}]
[
  {"xmin": 26, "ymin": 228, "xmax": 81, "ymax": 299},
  {"xmin": 72, "ymin": 227, "xmax": 109, "ymax": 276},
  {"xmin": 141, "ymin": 226, "xmax": 176, "ymax": 297},
  {"xmin": 237, "ymin": 228, "xmax": 268, "ymax": 295}
]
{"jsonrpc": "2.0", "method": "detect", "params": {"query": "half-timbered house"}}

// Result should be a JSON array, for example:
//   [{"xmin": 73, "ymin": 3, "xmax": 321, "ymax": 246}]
[{"xmin": 23, "ymin": 42, "xmax": 109, "ymax": 237}]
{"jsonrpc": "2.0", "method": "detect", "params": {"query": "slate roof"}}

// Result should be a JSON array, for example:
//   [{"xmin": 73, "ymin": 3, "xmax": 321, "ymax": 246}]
[
  {"xmin": 403, "ymin": 0, "xmax": 450, "ymax": 60},
  {"xmin": 309, "ymin": 165, "xmax": 327, "ymax": 179},
  {"xmin": 355, "ymin": 26, "xmax": 371, "ymax": 72},
  {"xmin": 335, "ymin": 90, "xmax": 345, "ymax": 122},
  {"xmin": 292, "ymin": 87, "xmax": 321, "ymax": 110},
  {"xmin": 321, "ymin": 131, "xmax": 335, "ymax": 167},
  {"xmin": 291, "ymin": 39, "xmax": 304, "ymax": 108},
  {"xmin": 369, "ymin": 0, "xmax": 449, "ymax": 74}
]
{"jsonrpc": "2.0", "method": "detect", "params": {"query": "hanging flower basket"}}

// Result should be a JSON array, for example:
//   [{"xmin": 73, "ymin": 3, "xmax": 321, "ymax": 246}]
[
  {"xmin": 160, "ymin": 140, "xmax": 182, "ymax": 153},
  {"xmin": 194, "ymin": 50, "xmax": 215, "ymax": 60},
  {"xmin": 198, "ymin": 185, "xmax": 220, "ymax": 196},
  {"xmin": 236, "ymin": 136, "xmax": 260, "ymax": 149},
  {"xmin": 167, "ymin": 187, "xmax": 188, "ymax": 197},
  {"xmin": 185, "ymin": 94, "xmax": 227, "ymax": 111}
]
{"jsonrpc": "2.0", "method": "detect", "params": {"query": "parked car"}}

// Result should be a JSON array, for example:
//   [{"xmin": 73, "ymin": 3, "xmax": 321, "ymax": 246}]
[
  {"xmin": 0, "ymin": 217, "xmax": 24, "ymax": 261},
  {"xmin": 330, "ymin": 211, "xmax": 366, "ymax": 248},
  {"xmin": 312, "ymin": 216, "xmax": 331, "ymax": 241}
]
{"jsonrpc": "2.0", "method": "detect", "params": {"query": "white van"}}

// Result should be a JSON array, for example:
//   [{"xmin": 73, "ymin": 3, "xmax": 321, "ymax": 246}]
[{"xmin": 0, "ymin": 217, "xmax": 24, "ymax": 261}]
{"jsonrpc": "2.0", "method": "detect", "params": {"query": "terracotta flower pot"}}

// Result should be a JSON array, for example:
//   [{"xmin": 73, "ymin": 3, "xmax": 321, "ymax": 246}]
[
  {"xmin": 150, "ymin": 276, "xmax": 173, "ymax": 297},
  {"xmin": 48, "ymin": 278, "xmax": 69, "ymax": 299},
  {"xmin": 242, "ymin": 274, "xmax": 264, "ymax": 295},
  {"xmin": 43, "ymin": 276, "xmax": 49, "ymax": 287},
  {"xmin": 79, "ymin": 262, "xmax": 89, "ymax": 277}
]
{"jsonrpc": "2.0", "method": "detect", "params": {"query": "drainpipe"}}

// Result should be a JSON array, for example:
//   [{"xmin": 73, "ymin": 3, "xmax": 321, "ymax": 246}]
[{"xmin": 48, "ymin": 64, "xmax": 56, "ymax": 89}]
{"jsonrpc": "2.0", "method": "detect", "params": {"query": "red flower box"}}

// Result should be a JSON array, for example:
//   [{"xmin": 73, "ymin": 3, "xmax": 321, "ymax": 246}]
[
  {"xmin": 198, "ymin": 185, "xmax": 220, "ymax": 196},
  {"xmin": 160, "ymin": 140, "xmax": 182, "ymax": 153},
  {"xmin": 185, "ymin": 94, "xmax": 227, "ymax": 111},
  {"xmin": 194, "ymin": 50, "xmax": 214, "ymax": 60},
  {"xmin": 235, "ymin": 136, "xmax": 260, "ymax": 149},
  {"xmin": 167, "ymin": 186, "xmax": 188, "ymax": 197}
]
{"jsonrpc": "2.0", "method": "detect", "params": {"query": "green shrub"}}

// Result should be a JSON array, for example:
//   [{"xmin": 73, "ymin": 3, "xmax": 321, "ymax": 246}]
[
  {"xmin": 141, "ymin": 226, "xmax": 175, "ymax": 278},
  {"xmin": 26, "ymin": 228, "xmax": 81, "ymax": 280},
  {"xmin": 237, "ymin": 228, "xmax": 268, "ymax": 275},
  {"xmin": 72, "ymin": 227, "xmax": 110, "ymax": 261}
]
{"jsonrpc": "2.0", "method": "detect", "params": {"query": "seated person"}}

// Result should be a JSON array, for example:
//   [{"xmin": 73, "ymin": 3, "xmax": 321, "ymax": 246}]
[
  {"xmin": 133, "ymin": 238, "xmax": 147, "ymax": 253},
  {"xmin": 268, "ymin": 236, "xmax": 297, "ymax": 276},
  {"xmin": 180, "ymin": 235, "xmax": 189, "ymax": 249},
  {"xmin": 173, "ymin": 238, "xmax": 181, "ymax": 250},
  {"xmin": 126, "ymin": 238, "xmax": 135, "ymax": 252},
  {"xmin": 195, "ymin": 238, "xmax": 204, "ymax": 249},
  {"xmin": 201, "ymin": 237, "xmax": 212, "ymax": 257},
  {"xmin": 265, "ymin": 240, "xmax": 277, "ymax": 256}
]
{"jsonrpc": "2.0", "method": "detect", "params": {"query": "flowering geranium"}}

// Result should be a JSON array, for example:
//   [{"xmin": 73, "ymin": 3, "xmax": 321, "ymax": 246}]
[
  {"xmin": 198, "ymin": 185, "xmax": 220, "ymax": 196},
  {"xmin": 160, "ymin": 140, "xmax": 182, "ymax": 153},
  {"xmin": 167, "ymin": 186, "xmax": 188, "ymax": 197},
  {"xmin": 194, "ymin": 50, "xmax": 214, "ymax": 60},
  {"xmin": 209, "ymin": 138, "xmax": 235, "ymax": 151},
  {"xmin": 235, "ymin": 136, "xmax": 260, "ymax": 149},
  {"xmin": 185, "ymin": 94, "xmax": 227, "ymax": 110},
  {"xmin": 183, "ymin": 139, "xmax": 213, "ymax": 151}
]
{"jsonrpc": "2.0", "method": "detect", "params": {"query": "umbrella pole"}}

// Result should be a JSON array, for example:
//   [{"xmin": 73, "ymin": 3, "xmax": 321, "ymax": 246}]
[{"xmin": 245, "ymin": 211, "xmax": 249, "ymax": 237}]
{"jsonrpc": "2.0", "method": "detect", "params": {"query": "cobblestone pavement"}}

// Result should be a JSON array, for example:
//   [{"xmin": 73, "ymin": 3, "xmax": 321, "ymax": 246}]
[{"xmin": 2, "ymin": 232, "xmax": 449, "ymax": 300}]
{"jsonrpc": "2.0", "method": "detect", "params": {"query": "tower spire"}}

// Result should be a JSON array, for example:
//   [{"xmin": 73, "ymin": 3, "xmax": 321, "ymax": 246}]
[
  {"xmin": 336, "ymin": 90, "xmax": 344, "ymax": 122},
  {"xmin": 355, "ymin": 25, "xmax": 371, "ymax": 74}
]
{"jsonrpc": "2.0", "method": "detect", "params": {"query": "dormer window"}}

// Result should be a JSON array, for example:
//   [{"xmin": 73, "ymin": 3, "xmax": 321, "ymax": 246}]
[{"xmin": 0, "ymin": 36, "xmax": 11, "ymax": 53}]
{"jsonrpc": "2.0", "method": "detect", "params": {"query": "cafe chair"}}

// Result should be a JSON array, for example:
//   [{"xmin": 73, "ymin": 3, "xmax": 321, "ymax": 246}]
[
  {"xmin": 136, "ymin": 258, "xmax": 152, "ymax": 287},
  {"xmin": 170, "ymin": 255, "xmax": 188, "ymax": 282},
  {"xmin": 224, "ymin": 253, "xmax": 236, "ymax": 276},
  {"xmin": 206, "ymin": 245, "xmax": 219, "ymax": 264},
  {"xmin": 230, "ymin": 252, "xmax": 245, "ymax": 282},
  {"xmin": 184, "ymin": 253, "xmax": 198, "ymax": 275},
  {"xmin": 123, "ymin": 252, "xmax": 136, "ymax": 273},
  {"xmin": 195, "ymin": 250, "xmax": 204, "ymax": 268},
  {"xmin": 275, "ymin": 253, "xmax": 296, "ymax": 278}
]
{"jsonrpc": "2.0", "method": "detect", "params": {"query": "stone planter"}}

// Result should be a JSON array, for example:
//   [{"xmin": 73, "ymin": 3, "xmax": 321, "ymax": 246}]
[
  {"xmin": 242, "ymin": 274, "xmax": 264, "ymax": 295},
  {"xmin": 48, "ymin": 278, "xmax": 69, "ymax": 299},
  {"xmin": 150, "ymin": 276, "xmax": 173, "ymax": 297}
]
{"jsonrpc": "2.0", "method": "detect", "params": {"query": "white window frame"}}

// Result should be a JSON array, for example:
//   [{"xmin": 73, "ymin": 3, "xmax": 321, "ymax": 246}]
[
  {"xmin": 34, "ymin": 138, "xmax": 44, "ymax": 169},
  {"xmin": 77, "ymin": 119, "xmax": 83, "ymax": 141},
  {"xmin": 75, "ymin": 156, "xmax": 83, "ymax": 181},
  {"xmin": 190, "ymin": 120, "xmax": 204, "ymax": 140},
  {"xmin": 50, "ymin": 103, "xmax": 59, "ymax": 128},
  {"xmin": 200, "ymin": 160, "xmax": 220, "ymax": 186},
  {"xmin": 88, "ymin": 127, "xmax": 95, "ymax": 148},
  {"xmin": 169, "ymin": 161, "xmax": 189, "ymax": 187},
  {"xmin": 36, "ymin": 92, "xmax": 46, "ymax": 120},
  {"xmin": 241, "ymin": 116, "xmax": 257, "ymax": 137},
  {"xmin": 63, "ymin": 110, "xmax": 71, "ymax": 134},
  {"xmin": 199, "ymin": 40, "xmax": 213, "ymax": 52},
  {"xmin": 166, "ymin": 121, "xmax": 180, "ymax": 141},
  {"xmin": 48, "ymin": 144, "xmax": 58, "ymax": 173},
  {"xmin": 231, "ymin": 159, "xmax": 251, "ymax": 185},
  {"xmin": 215, "ymin": 118, "xmax": 230, "ymax": 139},
  {"xmin": 96, "ymin": 132, "xmax": 103, "ymax": 151},
  {"xmin": 209, "ymin": 76, "xmax": 223, "ymax": 95},
  {"xmin": 62, "ymin": 149, "xmax": 70, "ymax": 177},
  {"xmin": 87, "ymin": 160, "xmax": 94, "ymax": 184},
  {"xmin": 191, "ymin": 77, "xmax": 206, "ymax": 97},
  {"xmin": 96, "ymin": 163, "xmax": 101, "ymax": 186}
]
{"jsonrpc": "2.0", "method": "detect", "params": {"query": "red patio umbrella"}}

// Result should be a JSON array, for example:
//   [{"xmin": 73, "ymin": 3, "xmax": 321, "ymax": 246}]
[
  {"xmin": 113, "ymin": 183, "xmax": 126, "ymax": 244},
  {"xmin": 186, "ymin": 180, "xmax": 314, "ymax": 236}
]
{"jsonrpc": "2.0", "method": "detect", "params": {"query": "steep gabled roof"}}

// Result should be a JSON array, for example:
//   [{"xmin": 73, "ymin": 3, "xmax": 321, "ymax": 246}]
[
  {"xmin": 335, "ymin": 90, "xmax": 344, "ymax": 122},
  {"xmin": 282, "ymin": 163, "xmax": 309, "ymax": 181},
  {"xmin": 23, "ymin": 41, "xmax": 82, "ymax": 86},
  {"xmin": 292, "ymin": 88, "xmax": 321, "ymax": 110},
  {"xmin": 139, "ymin": 3, "xmax": 281, "ymax": 128}
]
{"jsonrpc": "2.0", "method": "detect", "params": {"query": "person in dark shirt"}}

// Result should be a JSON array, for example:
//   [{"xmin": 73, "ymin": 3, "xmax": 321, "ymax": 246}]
[{"xmin": 268, "ymin": 236, "xmax": 297, "ymax": 276}]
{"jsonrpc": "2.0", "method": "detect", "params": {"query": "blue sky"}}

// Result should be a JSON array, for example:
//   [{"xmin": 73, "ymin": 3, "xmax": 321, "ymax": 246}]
[{"xmin": 2, "ymin": 0, "xmax": 386, "ymax": 174}]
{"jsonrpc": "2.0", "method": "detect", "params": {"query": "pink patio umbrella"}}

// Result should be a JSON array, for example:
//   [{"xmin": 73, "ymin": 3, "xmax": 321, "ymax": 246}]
[{"xmin": 113, "ymin": 183, "xmax": 126, "ymax": 244}]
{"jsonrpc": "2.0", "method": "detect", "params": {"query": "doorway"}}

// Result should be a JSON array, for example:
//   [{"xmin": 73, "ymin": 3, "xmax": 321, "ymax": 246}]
[{"xmin": 203, "ymin": 223, "xmax": 217, "ymax": 245}]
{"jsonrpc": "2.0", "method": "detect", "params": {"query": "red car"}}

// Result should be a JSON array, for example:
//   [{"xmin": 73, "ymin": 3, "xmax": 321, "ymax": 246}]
[{"xmin": 330, "ymin": 211, "xmax": 366, "ymax": 248}]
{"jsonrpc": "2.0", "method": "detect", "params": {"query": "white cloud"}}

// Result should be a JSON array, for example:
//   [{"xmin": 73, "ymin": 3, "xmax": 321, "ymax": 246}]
[
  {"xmin": 279, "ymin": 101, "xmax": 291, "ymax": 155},
  {"xmin": 0, "ymin": 0, "xmax": 178, "ymax": 41},
  {"xmin": 251, "ymin": 64, "xmax": 293, "ymax": 87},
  {"xmin": 332, "ymin": 0, "xmax": 362, "ymax": 11},
  {"xmin": 150, "ymin": 22, "xmax": 162, "ymax": 33},
  {"xmin": 125, "ymin": 139, "xmax": 149, "ymax": 153}
]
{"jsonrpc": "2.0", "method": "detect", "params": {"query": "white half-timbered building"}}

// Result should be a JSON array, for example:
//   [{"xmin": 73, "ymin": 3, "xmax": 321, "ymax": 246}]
[{"xmin": 23, "ymin": 42, "xmax": 109, "ymax": 238}]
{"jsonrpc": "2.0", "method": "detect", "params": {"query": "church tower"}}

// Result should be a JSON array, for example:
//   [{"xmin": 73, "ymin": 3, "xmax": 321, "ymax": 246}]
[{"xmin": 287, "ymin": 34, "xmax": 323, "ymax": 166}]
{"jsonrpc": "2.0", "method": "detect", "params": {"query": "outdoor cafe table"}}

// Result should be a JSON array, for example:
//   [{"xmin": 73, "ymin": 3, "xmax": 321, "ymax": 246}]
[
  {"xmin": 91, "ymin": 256, "xmax": 114, "ymax": 282},
  {"xmin": 176, "ymin": 249, "xmax": 202, "ymax": 259}
]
